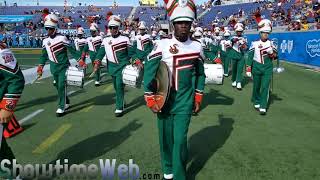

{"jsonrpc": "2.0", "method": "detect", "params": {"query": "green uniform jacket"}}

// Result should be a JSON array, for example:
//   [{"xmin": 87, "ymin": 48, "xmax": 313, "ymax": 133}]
[
  {"xmin": 80, "ymin": 36, "xmax": 103, "ymax": 61},
  {"xmin": 39, "ymin": 34, "xmax": 81, "ymax": 74},
  {"xmin": 131, "ymin": 34, "xmax": 154, "ymax": 62},
  {"xmin": 0, "ymin": 48, "xmax": 25, "ymax": 111},
  {"xmin": 95, "ymin": 35, "xmax": 135, "ymax": 76},
  {"xmin": 144, "ymin": 37, "xmax": 206, "ymax": 114}
]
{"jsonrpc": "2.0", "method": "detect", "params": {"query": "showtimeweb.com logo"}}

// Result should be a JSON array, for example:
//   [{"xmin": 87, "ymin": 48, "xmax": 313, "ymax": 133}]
[
  {"xmin": 0, "ymin": 159, "xmax": 146, "ymax": 179},
  {"xmin": 306, "ymin": 39, "xmax": 320, "ymax": 57}
]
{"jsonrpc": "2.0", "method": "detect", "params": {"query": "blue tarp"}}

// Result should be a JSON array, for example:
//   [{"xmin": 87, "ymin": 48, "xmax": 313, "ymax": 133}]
[
  {"xmin": 246, "ymin": 31, "xmax": 320, "ymax": 67},
  {"xmin": 0, "ymin": 15, "xmax": 35, "ymax": 23}
]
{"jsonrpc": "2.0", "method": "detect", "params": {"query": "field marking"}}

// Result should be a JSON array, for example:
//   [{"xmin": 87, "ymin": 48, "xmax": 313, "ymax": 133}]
[
  {"xmin": 19, "ymin": 109, "xmax": 44, "ymax": 125},
  {"xmin": 305, "ymin": 69, "xmax": 320, "ymax": 73},
  {"xmin": 67, "ymin": 80, "xmax": 94, "ymax": 96},
  {"xmin": 16, "ymin": 57, "xmax": 39, "ymax": 59},
  {"xmin": 103, "ymin": 85, "xmax": 113, "ymax": 93},
  {"xmin": 20, "ymin": 65, "xmax": 37, "ymax": 68},
  {"xmin": 67, "ymin": 91, "xmax": 76, "ymax": 96},
  {"xmin": 84, "ymin": 79, "xmax": 94, "ymax": 86},
  {"xmin": 80, "ymin": 105, "xmax": 94, "ymax": 113},
  {"xmin": 32, "ymin": 124, "xmax": 72, "ymax": 154}
]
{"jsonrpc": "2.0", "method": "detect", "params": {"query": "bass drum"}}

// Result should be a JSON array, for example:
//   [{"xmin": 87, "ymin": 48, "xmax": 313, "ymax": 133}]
[{"xmin": 204, "ymin": 63, "xmax": 224, "ymax": 84}]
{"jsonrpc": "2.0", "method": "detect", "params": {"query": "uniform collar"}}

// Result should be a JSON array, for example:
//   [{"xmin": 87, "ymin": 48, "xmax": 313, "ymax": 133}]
[{"xmin": 172, "ymin": 35, "xmax": 191, "ymax": 44}]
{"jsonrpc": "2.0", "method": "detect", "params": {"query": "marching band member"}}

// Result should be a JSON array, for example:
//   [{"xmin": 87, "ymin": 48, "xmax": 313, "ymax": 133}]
[
  {"xmin": 190, "ymin": 26, "xmax": 195, "ymax": 35},
  {"xmin": 193, "ymin": 28, "xmax": 205, "ymax": 46},
  {"xmin": 100, "ymin": 31, "xmax": 106, "ymax": 38},
  {"xmin": 212, "ymin": 27, "xmax": 223, "ymax": 46},
  {"xmin": 122, "ymin": 29, "xmax": 130, "ymax": 37},
  {"xmin": 203, "ymin": 29, "xmax": 213, "ymax": 47},
  {"xmin": 0, "ymin": 41, "xmax": 24, "ymax": 178},
  {"xmin": 246, "ymin": 19, "xmax": 277, "ymax": 115},
  {"xmin": 201, "ymin": 27, "xmax": 221, "ymax": 64},
  {"xmin": 94, "ymin": 15, "xmax": 135, "ymax": 117},
  {"xmin": 37, "ymin": 14, "xmax": 81, "ymax": 116},
  {"xmin": 130, "ymin": 28, "xmax": 137, "ymax": 43},
  {"xmin": 131, "ymin": 21, "xmax": 154, "ymax": 64},
  {"xmin": 230, "ymin": 22, "xmax": 248, "ymax": 90},
  {"xmin": 151, "ymin": 30, "xmax": 157, "ymax": 42},
  {"xmin": 220, "ymin": 30, "xmax": 232, "ymax": 76},
  {"xmin": 80, "ymin": 23, "xmax": 103, "ymax": 86},
  {"xmin": 74, "ymin": 26, "xmax": 87, "ymax": 53},
  {"xmin": 159, "ymin": 30, "xmax": 167, "ymax": 40},
  {"xmin": 144, "ymin": 0, "xmax": 205, "ymax": 179}
]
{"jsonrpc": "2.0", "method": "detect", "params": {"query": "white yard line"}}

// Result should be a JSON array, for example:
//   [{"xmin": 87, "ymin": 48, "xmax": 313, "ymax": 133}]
[
  {"xmin": 305, "ymin": 69, "xmax": 320, "ymax": 73},
  {"xmin": 84, "ymin": 79, "xmax": 94, "ymax": 86},
  {"xmin": 19, "ymin": 109, "xmax": 44, "ymax": 125},
  {"xmin": 67, "ymin": 91, "xmax": 76, "ymax": 96}
]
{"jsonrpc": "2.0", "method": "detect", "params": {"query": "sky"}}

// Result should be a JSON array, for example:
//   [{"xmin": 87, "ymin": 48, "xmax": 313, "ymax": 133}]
[{"xmin": 2, "ymin": 0, "xmax": 209, "ymax": 6}]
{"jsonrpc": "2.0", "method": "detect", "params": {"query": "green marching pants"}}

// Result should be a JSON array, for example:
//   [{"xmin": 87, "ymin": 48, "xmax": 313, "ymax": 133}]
[
  {"xmin": 231, "ymin": 57, "xmax": 245, "ymax": 83},
  {"xmin": 157, "ymin": 113, "xmax": 191, "ymax": 180},
  {"xmin": 91, "ymin": 59, "xmax": 101, "ymax": 82},
  {"xmin": 112, "ymin": 74, "xmax": 124, "ymax": 110},
  {"xmin": 222, "ymin": 54, "xmax": 230, "ymax": 75},
  {"xmin": 52, "ymin": 67, "xmax": 69, "ymax": 109},
  {"xmin": 0, "ymin": 124, "xmax": 15, "ymax": 178},
  {"xmin": 251, "ymin": 61, "xmax": 273, "ymax": 109}
]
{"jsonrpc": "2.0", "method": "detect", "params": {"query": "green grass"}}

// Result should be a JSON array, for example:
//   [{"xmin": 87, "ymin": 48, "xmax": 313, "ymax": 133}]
[
  {"xmin": 12, "ymin": 49, "xmax": 42, "ymax": 69},
  {"xmin": 6, "ymin": 60, "xmax": 320, "ymax": 180}
]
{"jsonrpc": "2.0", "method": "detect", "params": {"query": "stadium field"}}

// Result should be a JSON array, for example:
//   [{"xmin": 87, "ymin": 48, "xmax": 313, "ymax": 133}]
[
  {"xmin": 12, "ymin": 49, "xmax": 42, "ymax": 70},
  {"xmin": 6, "ymin": 49, "xmax": 320, "ymax": 180}
]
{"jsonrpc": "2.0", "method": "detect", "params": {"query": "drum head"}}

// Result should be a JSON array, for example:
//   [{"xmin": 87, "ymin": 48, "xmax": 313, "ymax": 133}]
[{"xmin": 155, "ymin": 61, "xmax": 170, "ymax": 109}]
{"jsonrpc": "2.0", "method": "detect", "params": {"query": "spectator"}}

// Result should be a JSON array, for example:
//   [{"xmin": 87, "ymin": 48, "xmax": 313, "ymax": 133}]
[
  {"xmin": 301, "ymin": 18, "xmax": 309, "ymax": 30},
  {"xmin": 29, "ymin": 35, "xmax": 34, "ymax": 48},
  {"xmin": 316, "ymin": 19, "xmax": 320, "ymax": 29},
  {"xmin": 15, "ymin": 34, "xmax": 19, "ymax": 48},
  {"xmin": 293, "ymin": 19, "xmax": 301, "ymax": 30},
  {"xmin": 8, "ymin": 36, "xmax": 13, "ymax": 48}
]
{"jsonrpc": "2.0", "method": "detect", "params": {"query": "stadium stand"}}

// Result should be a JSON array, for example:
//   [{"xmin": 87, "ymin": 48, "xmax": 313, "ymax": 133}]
[{"xmin": 0, "ymin": 0, "xmax": 319, "ymax": 47}]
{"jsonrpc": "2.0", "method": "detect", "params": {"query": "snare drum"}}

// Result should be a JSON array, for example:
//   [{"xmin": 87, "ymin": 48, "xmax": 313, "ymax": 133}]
[
  {"xmin": 122, "ymin": 65, "xmax": 143, "ymax": 88},
  {"xmin": 66, "ymin": 66, "xmax": 85, "ymax": 88},
  {"xmin": 204, "ymin": 63, "xmax": 224, "ymax": 84}
]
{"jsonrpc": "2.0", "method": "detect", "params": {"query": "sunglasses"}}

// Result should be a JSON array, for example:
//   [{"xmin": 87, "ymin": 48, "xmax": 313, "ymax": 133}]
[
  {"xmin": 45, "ymin": 27, "xmax": 55, "ymax": 31},
  {"xmin": 109, "ymin": 26, "xmax": 118, "ymax": 29}
]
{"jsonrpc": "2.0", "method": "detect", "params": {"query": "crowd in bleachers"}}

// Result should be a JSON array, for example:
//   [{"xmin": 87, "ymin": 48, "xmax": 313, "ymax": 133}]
[
  {"xmin": 200, "ymin": 0, "xmax": 320, "ymax": 31},
  {"xmin": 0, "ymin": 0, "xmax": 320, "ymax": 45},
  {"xmin": 0, "ymin": 4, "xmax": 132, "ymax": 32}
]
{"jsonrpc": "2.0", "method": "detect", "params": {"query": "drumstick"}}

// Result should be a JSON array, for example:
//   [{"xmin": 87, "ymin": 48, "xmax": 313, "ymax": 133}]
[
  {"xmin": 89, "ymin": 71, "xmax": 96, "ymax": 78},
  {"xmin": 31, "ymin": 75, "xmax": 41, "ymax": 84}
]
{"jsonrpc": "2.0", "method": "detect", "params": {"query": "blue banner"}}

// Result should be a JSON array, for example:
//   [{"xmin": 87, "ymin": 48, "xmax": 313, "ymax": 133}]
[
  {"xmin": 0, "ymin": 15, "xmax": 35, "ymax": 23},
  {"xmin": 246, "ymin": 31, "xmax": 320, "ymax": 67}
]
